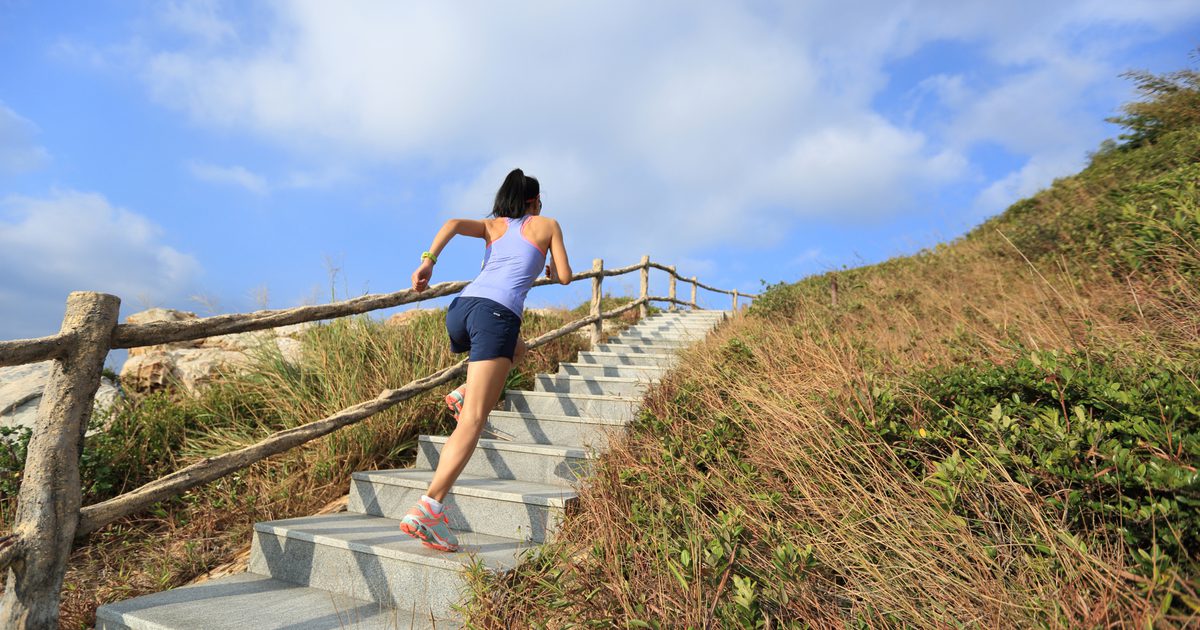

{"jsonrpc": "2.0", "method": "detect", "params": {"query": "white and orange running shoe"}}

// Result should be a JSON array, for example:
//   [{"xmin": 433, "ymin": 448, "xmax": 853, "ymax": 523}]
[
  {"xmin": 398, "ymin": 497, "xmax": 460, "ymax": 552},
  {"xmin": 444, "ymin": 385, "xmax": 466, "ymax": 422}
]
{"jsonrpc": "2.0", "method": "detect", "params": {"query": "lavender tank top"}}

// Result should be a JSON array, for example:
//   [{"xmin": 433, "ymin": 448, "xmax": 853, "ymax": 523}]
[{"xmin": 459, "ymin": 216, "xmax": 547, "ymax": 319}]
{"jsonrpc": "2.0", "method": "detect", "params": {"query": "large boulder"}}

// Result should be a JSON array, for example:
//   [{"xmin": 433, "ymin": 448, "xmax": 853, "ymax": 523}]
[
  {"xmin": 0, "ymin": 362, "xmax": 121, "ymax": 434},
  {"xmin": 119, "ymin": 308, "xmax": 312, "ymax": 395}
]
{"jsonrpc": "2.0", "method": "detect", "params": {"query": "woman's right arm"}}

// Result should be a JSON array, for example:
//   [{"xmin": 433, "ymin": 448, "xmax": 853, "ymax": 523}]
[
  {"xmin": 411, "ymin": 219, "xmax": 488, "ymax": 292},
  {"xmin": 546, "ymin": 218, "xmax": 572, "ymax": 285}
]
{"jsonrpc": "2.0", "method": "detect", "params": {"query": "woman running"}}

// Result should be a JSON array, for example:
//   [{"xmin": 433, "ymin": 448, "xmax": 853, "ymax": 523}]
[{"xmin": 402, "ymin": 168, "xmax": 572, "ymax": 551}]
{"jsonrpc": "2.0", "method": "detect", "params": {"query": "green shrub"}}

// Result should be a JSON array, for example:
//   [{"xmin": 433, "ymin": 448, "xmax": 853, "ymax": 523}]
[{"xmin": 859, "ymin": 349, "xmax": 1200, "ymax": 577}]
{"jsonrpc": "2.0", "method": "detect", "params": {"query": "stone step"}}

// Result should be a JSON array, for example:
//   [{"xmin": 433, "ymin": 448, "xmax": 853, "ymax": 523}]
[
  {"xmin": 482, "ymin": 409, "xmax": 626, "ymax": 448},
  {"xmin": 533, "ymin": 373, "xmax": 647, "ymax": 396},
  {"xmin": 620, "ymin": 325, "xmax": 710, "ymax": 337},
  {"xmin": 650, "ymin": 311, "xmax": 727, "ymax": 320},
  {"xmin": 576, "ymin": 350, "xmax": 676, "ymax": 367},
  {"xmin": 502, "ymin": 389, "xmax": 640, "ymax": 420},
  {"xmin": 593, "ymin": 343, "xmax": 682, "ymax": 356},
  {"xmin": 349, "ymin": 469, "xmax": 576, "ymax": 543},
  {"xmin": 95, "ymin": 571, "xmax": 459, "ymax": 630},
  {"xmin": 606, "ymin": 336, "xmax": 689, "ymax": 348},
  {"xmin": 417, "ymin": 435, "xmax": 592, "ymax": 488},
  {"xmin": 558, "ymin": 362, "xmax": 668, "ymax": 379},
  {"xmin": 249, "ymin": 512, "xmax": 530, "ymax": 619}
]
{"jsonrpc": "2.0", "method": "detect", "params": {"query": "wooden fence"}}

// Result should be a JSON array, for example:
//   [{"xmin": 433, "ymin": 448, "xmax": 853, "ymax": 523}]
[{"xmin": 0, "ymin": 255, "xmax": 756, "ymax": 628}]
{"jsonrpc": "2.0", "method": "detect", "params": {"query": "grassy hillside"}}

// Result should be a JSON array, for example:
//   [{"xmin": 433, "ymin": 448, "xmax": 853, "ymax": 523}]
[{"xmin": 461, "ymin": 66, "xmax": 1200, "ymax": 627}]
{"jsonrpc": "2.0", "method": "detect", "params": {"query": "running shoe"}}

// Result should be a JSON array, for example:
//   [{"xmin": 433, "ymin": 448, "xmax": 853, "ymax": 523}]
[
  {"xmin": 398, "ymin": 497, "xmax": 460, "ymax": 552},
  {"xmin": 444, "ymin": 384, "xmax": 466, "ymax": 421}
]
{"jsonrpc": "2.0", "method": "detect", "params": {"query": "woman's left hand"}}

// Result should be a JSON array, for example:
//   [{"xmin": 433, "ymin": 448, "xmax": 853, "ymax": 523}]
[{"xmin": 412, "ymin": 260, "xmax": 433, "ymax": 292}]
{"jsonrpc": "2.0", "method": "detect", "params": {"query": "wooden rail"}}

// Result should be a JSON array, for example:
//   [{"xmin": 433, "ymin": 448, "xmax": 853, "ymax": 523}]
[{"xmin": 0, "ymin": 255, "xmax": 754, "ymax": 628}]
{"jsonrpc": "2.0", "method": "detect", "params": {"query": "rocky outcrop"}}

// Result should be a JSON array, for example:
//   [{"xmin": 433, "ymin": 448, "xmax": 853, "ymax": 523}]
[
  {"xmin": 119, "ymin": 308, "xmax": 311, "ymax": 395},
  {"xmin": 385, "ymin": 309, "xmax": 431, "ymax": 327},
  {"xmin": 0, "ymin": 362, "xmax": 120, "ymax": 434}
]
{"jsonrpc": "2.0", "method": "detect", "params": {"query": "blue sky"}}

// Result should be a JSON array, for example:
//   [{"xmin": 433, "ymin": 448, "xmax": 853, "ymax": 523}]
[{"xmin": 2, "ymin": 1, "xmax": 1198, "ymax": 370}]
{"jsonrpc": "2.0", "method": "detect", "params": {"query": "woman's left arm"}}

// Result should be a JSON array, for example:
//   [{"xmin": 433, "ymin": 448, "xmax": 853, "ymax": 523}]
[{"xmin": 411, "ymin": 219, "xmax": 489, "ymax": 292}]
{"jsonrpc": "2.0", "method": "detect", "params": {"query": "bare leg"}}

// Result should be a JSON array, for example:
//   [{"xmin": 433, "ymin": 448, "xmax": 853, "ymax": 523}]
[
  {"xmin": 513, "ymin": 337, "xmax": 527, "ymax": 367},
  {"xmin": 425, "ymin": 356, "xmax": 512, "ymax": 502}
]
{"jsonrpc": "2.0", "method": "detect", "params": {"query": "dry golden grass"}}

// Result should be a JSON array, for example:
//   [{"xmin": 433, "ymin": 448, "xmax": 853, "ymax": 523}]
[{"xmin": 462, "ymin": 231, "xmax": 1199, "ymax": 628}]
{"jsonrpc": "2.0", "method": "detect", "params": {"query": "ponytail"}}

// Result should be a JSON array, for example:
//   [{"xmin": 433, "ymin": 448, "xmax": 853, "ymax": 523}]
[{"xmin": 491, "ymin": 168, "xmax": 540, "ymax": 218}]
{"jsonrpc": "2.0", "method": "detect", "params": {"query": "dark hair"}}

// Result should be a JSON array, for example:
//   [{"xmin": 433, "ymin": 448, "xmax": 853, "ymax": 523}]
[{"xmin": 491, "ymin": 168, "xmax": 540, "ymax": 218}]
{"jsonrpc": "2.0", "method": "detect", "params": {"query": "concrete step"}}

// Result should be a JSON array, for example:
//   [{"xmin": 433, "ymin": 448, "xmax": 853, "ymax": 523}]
[
  {"xmin": 349, "ymin": 469, "xmax": 576, "ymax": 543},
  {"xmin": 621, "ymin": 325, "xmax": 710, "ymax": 337},
  {"xmin": 576, "ymin": 350, "xmax": 676, "ymax": 367},
  {"xmin": 417, "ymin": 435, "xmax": 592, "ymax": 488},
  {"xmin": 649, "ymin": 311, "xmax": 727, "ymax": 320},
  {"xmin": 593, "ymin": 343, "xmax": 682, "ymax": 356},
  {"xmin": 502, "ymin": 389, "xmax": 640, "ymax": 419},
  {"xmin": 249, "ymin": 512, "xmax": 530, "ymax": 619},
  {"xmin": 533, "ymin": 373, "xmax": 647, "ymax": 396},
  {"xmin": 95, "ymin": 571, "xmax": 459, "ymax": 630},
  {"xmin": 482, "ymin": 409, "xmax": 626, "ymax": 448},
  {"xmin": 558, "ymin": 362, "xmax": 668, "ymax": 379},
  {"xmin": 606, "ymin": 336, "xmax": 689, "ymax": 348}
]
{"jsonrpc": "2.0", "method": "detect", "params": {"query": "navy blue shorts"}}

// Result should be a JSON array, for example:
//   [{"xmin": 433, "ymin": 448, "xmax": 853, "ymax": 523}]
[{"xmin": 445, "ymin": 296, "xmax": 522, "ymax": 362}]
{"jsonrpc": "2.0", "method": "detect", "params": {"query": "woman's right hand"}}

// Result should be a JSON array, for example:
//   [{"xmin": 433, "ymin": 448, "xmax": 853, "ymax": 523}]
[{"xmin": 412, "ymin": 260, "xmax": 433, "ymax": 292}]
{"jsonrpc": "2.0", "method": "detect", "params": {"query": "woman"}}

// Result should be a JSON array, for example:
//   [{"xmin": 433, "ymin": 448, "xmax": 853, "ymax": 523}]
[{"xmin": 403, "ymin": 168, "xmax": 573, "ymax": 551}]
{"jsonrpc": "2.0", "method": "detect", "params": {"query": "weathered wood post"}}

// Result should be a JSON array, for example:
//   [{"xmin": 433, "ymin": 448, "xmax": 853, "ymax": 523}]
[
  {"xmin": 690, "ymin": 277, "xmax": 698, "ymax": 309},
  {"xmin": 668, "ymin": 265, "xmax": 677, "ymax": 312},
  {"xmin": 639, "ymin": 255, "xmax": 649, "ymax": 319},
  {"xmin": 831, "ymin": 275, "xmax": 839, "ymax": 307},
  {"xmin": 0, "ymin": 291, "xmax": 120, "ymax": 630},
  {"xmin": 732, "ymin": 290, "xmax": 739, "ymax": 313},
  {"xmin": 591, "ymin": 258, "xmax": 603, "ymax": 346}
]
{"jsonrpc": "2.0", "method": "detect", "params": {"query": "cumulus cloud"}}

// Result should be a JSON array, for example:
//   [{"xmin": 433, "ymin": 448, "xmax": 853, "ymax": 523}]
[
  {"xmin": 124, "ymin": 1, "xmax": 1199, "ymax": 255},
  {"xmin": 0, "ymin": 191, "xmax": 202, "ymax": 339},
  {"xmin": 0, "ymin": 103, "xmax": 50, "ymax": 175}
]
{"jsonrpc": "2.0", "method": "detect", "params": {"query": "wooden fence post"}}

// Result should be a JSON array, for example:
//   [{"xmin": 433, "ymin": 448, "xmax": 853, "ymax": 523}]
[
  {"xmin": 830, "ymin": 276, "xmax": 839, "ymax": 307},
  {"xmin": 690, "ymin": 277, "xmax": 698, "ymax": 309},
  {"xmin": 732, "ymin": 290, "xmax": 739, "ymax": 313},
  {"xmin": 591, "ymin": 258, "xmax": 603, "ymax": 346},
  {"xmin": 668, "ymin": 266, "xmax": 677, "ymax": 312},
  {"xmin": 0, "ymin": 291, "xmax": 120, "ymax": 630},
  {"xmin": 639, "ymin": 255, "xmax": 649, "ymax": 319}
]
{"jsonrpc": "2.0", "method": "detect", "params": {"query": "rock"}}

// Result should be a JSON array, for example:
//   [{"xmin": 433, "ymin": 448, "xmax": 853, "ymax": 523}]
[
  {"xmin": 118, "ymin": 308, "xmax": 314, "ymax": 395},
  {"xmin": 386, "ymin": 309, "xmax": 431, "ymax": 327},
  {"xmin": 0, "ymin": 362, "xmax": 121, "ymax": 435},
  {"xmin": 126, "ymin": 308, "xmax": 203, "ymax": 357}
]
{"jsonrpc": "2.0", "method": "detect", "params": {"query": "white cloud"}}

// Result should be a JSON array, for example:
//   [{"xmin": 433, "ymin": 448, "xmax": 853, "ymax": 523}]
[
  {"xmin": 973, "ymin": 152, "xmax": 1086, "ymax": 218},
  {"xmin": 0, "ymin": 103, "xmax": 50, "ymax": 175},
  {"xmin": 0, "ymin": 191, "xmax": 202, "ymax": 339},
  {"xmin": 188, "ymin": 161, "xmax": 269, "ymax": 195},
  {"xmin": 188, "ymin": 160, "xmax": 352, "ymax": 194},
  {"xmin": 118, "ymin": 1, "xmax": 1199, "ymax": 258},
  {"xmin": 158, "ymin": 0, "xmax": 235, "ymax": 45}
]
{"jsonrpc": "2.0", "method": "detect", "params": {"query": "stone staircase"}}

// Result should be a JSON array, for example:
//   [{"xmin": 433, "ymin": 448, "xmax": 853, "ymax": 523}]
[{"xmin": 96, "ymin": 310, "xmax": 728, "ymax": 629}]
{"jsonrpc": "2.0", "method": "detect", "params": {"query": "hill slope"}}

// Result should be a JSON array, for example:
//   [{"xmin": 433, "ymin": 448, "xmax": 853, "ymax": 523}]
[{"xmin": 461, "ymin": 65, "xmax": 1200, "ymax": 627}]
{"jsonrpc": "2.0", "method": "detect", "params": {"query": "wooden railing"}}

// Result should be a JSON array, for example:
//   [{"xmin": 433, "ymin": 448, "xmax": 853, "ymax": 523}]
[{"xmin": 0, "ymin": 255, "xmax": 757, "ymax": 628}]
